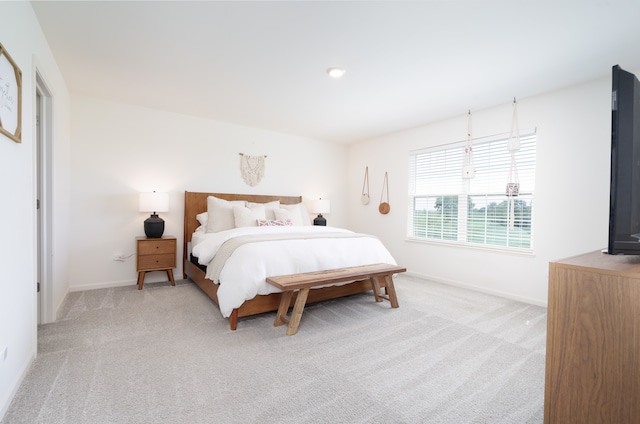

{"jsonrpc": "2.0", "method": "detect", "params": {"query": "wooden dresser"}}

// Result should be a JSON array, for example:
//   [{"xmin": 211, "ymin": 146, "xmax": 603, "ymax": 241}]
[{"xmin": 544, "ymin": 250, "xmax": 640, "ymax": 423}]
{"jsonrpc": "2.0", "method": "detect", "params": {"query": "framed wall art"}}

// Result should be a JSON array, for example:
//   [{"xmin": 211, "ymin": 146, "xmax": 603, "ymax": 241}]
[{"xmin": 0, "ymin": 42, "xmax": 22, "ymax": 143}]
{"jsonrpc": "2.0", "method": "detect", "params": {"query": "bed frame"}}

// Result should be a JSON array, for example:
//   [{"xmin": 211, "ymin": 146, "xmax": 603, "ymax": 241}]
[{"xmin": 183, "ymin": 191, "xmax": 384, "ymax": 330}]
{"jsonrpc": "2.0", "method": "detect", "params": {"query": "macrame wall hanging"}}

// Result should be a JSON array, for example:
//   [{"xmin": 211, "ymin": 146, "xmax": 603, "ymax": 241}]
[
  {"xmin": 379, "ymin": 172, "xmax": 390, "ymax": 214},
  {"xmin": 462, "ymin": 110, "xmax": 476, "ymax": 179},
  {"xmin": 506, "ymin": 98, "xmax": 520, "ymax": 229},
  {"xmin": 361, "ymin": 166, "xmax": 370, "ymax": 205},
  {"xmin": 239, "ymin": 153, "xmax": 267, "ymax": 187}
]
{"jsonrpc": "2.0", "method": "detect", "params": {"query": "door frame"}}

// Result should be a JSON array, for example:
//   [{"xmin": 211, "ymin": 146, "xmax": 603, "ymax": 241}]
[{"xmin": 36, "ymin": 70, "xmax": 54, "ymax": 324}]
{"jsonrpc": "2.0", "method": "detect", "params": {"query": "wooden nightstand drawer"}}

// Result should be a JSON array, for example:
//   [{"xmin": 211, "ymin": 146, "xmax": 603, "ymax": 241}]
[
  {"xmin": 138, "ymin": 239, "xmax": 175, "ymax": 255},
  {"xmin": 138, "ymin": 253, "xmax": 175, "ymax": 271}
]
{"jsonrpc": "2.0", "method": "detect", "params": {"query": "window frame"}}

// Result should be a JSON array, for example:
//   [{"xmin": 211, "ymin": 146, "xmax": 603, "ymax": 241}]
[{"xmin": 407, "ymin": 129, "xmax": 536, "ymax": 253}]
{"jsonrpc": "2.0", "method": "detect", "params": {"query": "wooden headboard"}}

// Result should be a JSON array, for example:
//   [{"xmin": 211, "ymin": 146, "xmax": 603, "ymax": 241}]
[{"xmin": 183, "ymin": 191, "xmax": 303, "ymax": 260}]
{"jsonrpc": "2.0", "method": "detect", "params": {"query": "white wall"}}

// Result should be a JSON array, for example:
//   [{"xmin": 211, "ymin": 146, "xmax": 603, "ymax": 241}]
[
  {"xmin": 68, "ymin": 95, "xmax": 348, "ymax": 290},
  {"xmin": 348, "ymin": 75, "xmax": 620, "ymax": 305},
  {"xmin": 0, "ymin": 2, "xmax": 71, "ymax": 420}
]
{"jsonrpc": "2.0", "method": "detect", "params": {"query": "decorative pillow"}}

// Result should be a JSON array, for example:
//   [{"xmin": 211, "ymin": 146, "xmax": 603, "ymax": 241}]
[
  {"xmin": 206, "ymin": 196, "xmax": 246, "ymax": 233},
  {"xmin": 233, "ymin": 204, "xmax": 266, "ymax": 228},
  {"xmin": 279, "ymin": 203, "xmax": 312, "ymax": 226},
  {"xmin": 247, "ymin": 200, "xmax": 280, "ymax": 220},
  {"xmin": 257, "ymin": 219, "xmax": 293, "ymax": 227},
  {"xmin": 196, "ymin": 212, "xmax": 208, "ymax": 227}
]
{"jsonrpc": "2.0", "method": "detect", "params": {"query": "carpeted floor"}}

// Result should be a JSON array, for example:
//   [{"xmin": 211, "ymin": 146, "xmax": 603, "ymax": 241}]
[{"xmin": 2, "ymin": 275, "xmax": 547, "ymax": 424}]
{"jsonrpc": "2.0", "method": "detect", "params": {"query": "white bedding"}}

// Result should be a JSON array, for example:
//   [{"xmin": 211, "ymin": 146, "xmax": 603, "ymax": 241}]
[{"xmin": 191, "ymin": 226, "xmax": 397, "ymax": 317}]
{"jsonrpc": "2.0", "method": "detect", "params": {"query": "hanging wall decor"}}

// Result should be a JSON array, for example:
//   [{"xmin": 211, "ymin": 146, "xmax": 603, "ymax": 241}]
[
  {"xmin": 239, "ymin": 153, "xmax": 267, "ymax": 187},
  {"xmin": 506, "ymin": 156, "xmax": 520, "ymax": 197},
  {"xmin": 462, "ymin": 110, "xmax": 475, "ymax": 179},
  {"xmin": 379, "ymin": 172, "xmax": 390, "ymax": 214},
  {"xmin": 361, "ymin": 166, "xmax": 370, "ymax": 205},
  {"xmin": 506, "ymin": 98, "xmax": 520, "ymax": 229},
  {"xmin": 0, "ymin": 42, "xmax": 22, "ymax": 143}
]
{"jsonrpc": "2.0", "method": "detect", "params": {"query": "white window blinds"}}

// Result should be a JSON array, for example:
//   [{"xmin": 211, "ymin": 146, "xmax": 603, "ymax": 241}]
[{"xmin": 408, "ymin": 130, "xmax": 536, "ymax": 251}]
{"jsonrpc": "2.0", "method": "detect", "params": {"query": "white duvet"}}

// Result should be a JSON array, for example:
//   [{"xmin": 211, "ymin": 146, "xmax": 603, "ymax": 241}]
[{"xmin": 191, "ymin": 226, "xmax": 397, "ymax": 317}]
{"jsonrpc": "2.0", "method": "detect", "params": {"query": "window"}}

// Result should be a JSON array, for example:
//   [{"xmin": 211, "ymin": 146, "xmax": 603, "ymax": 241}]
[{"xmin": 408, "ymin": 130, "xmax": 536, "ymax": 251}]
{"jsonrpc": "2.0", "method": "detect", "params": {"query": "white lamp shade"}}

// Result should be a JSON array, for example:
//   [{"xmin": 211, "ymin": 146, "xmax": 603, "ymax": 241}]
[
  {"xmin": 308, "ymin": 198, "xmax": 330, "ymax": 214},
  {"xmin": 139, "ymin": 192, "xmax": 169, "ymax": 213}
]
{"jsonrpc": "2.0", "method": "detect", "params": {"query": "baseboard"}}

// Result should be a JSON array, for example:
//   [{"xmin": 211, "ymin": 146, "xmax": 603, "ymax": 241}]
[
  {"xmin": 0, "ymin": 349, "xmax": 36, "ymax": 422},
  {"xmin": 68, "ymin": 273, "xmax": 547, "ymax": 307},
  {"xmin": 54, "ymin": 286, "xmax": 70, "ymax": 322},
  {"xmin": 69, "ymin": 278, "xmax": 137, "ymax": 292},
  {"xmin": 404, "ymin": 271, "xmax": 548, "ymax": 308}
]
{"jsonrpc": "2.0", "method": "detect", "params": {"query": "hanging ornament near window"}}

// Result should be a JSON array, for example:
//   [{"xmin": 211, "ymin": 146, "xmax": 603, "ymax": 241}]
[
  {"xmin": 506, "ymin": 153, "xmax": 520, "ymax": 229},
  {"xmin": 239, "ymin": 153, "xmax": 266, "ymax": 187},
  {"xmin": 462, "ymin": 110, "xmax": 476, "ymax": 179},
  {"xmin": 508, "ymin": 98, "xmax": 521, "ymax": 152},
  {"xmin": 361, "ymin": 166, "xmax": 370, "ymax": 205},
  {"xmin": 506, "ymin": 155, "xmax": 520, "ymax": 197},
  {"xmin": 379, "ymin": 172, "xmax": 390, "ymax": 214},
  {"xmin": 506, "ymin": 98, "xmax": 520, "ymax": 229}
]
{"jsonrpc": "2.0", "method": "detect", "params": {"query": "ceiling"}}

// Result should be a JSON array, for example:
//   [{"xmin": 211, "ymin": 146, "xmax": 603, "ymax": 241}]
[{"xmin": 31, "ymin": 0, "xmax": 640, "ymax": 144}]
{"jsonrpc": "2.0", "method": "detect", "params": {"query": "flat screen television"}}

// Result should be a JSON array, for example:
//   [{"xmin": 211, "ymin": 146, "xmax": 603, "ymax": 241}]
[{"xmin": 608, "ymin": 64, "xmax": 640, "ymax": 254}]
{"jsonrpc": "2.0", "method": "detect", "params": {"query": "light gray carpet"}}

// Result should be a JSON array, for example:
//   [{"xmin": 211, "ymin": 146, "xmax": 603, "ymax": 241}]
[{"xmin": 2, "ymin": 275, "xmax": 546, "ymax": 424}]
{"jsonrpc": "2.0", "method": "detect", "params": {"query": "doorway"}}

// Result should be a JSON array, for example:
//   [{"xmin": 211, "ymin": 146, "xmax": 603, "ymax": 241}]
[{"xmin": 36, "ymin": 72, "xmax": 53, "ymax": 324}]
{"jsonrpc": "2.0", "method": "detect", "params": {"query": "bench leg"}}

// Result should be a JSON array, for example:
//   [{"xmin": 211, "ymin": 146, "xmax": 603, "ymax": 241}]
[
  {"xmin": 286, "ymin": 288, "xmax": 310, "ymax": 336},
  {"xmin": 370, "ymin": 276, "xmax": 383, "ymax": 302},
  {"xmin": 370, "ymin": 274, "xmax": 399, "ymax": 308},
  {"xmin": 274, "ymin": 291, "xmax": 294, "ymax": 327},
  {"xmin": 384, "ymin": 275, "xmax": 399, "ymax": 308}
]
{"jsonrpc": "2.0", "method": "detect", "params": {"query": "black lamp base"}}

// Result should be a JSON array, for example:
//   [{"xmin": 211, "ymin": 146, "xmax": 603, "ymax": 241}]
[
  {"xmin": 144, "ymin": 213, "xmax": 165, "ymax": 238},
  {"xmin": 313, "ymin": 214, "xmax": 327, "ymax": 226}
]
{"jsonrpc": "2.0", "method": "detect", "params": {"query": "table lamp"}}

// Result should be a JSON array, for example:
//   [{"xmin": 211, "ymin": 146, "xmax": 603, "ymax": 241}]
[
  {"xmin": 308, "ymin": 198, "xmax": 330, "ymax": 226},
  {"xmin": 139, "ymin": 191, "xmax": 169, "ymax": 238}
]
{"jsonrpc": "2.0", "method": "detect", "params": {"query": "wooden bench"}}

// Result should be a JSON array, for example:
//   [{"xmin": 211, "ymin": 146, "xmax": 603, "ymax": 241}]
[{"xmin": 266, "ymin": 263, "xmax": 406, "ymax": 336}]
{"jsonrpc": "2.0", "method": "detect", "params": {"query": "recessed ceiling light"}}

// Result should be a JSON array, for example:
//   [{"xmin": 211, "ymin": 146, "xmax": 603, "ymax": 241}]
[{"xmin": 327, "ymin": 67, "xmax": 346, "ymax": 79}]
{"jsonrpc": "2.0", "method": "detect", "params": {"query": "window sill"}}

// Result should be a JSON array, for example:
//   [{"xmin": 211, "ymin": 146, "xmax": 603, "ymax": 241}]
[{"xmin": 405, "ymin": 236, "xmax": 535, "ymax": 257}]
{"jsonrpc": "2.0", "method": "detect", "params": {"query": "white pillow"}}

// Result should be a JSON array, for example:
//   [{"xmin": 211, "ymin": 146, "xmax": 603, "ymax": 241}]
[
  {"xmin": 298, "ymin": 202, "xmax": 312, "ymax": 226},
  {"xmin": 280, "ymin": 203, "xmax": 312, "ymax": 226},
  {"xmin": 274, "ymin": 207, "xmax": 304, "ymax": 226},
  {"xmin": 196, "ymin": 212, "xmax": 208, "ymax": 227},
  {"xmin": 206, "ymin": 196, "xmax": 246, "ymax": 233},
  {"xmin": 233, "ymin": 204, "xmax": 266, "ymax": 228},
  {"xmin": 247, "ymin": 200, "xmax": 280, "ymax": 220}
]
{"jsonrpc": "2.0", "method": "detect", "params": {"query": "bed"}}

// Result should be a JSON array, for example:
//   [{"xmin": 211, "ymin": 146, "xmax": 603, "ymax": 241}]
[{"xmin": 182, "ymin": 191, "xmax": 397, "ymax": 330}]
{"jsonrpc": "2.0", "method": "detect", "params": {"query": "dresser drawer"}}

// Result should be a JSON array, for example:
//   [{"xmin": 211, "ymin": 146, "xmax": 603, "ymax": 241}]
[
  {"xmin": 138, "ymin": 239, "xmax": 175, "ymax": 255},
  {"xmin": 137, "ymin": 253, "xmax": 175, "ymax": 271}
]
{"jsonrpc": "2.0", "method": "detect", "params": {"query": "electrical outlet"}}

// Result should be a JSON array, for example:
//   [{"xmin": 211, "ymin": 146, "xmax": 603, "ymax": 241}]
[{"xmin": 113, "ymin": 252, "xmax": 133, "ymax": 262}]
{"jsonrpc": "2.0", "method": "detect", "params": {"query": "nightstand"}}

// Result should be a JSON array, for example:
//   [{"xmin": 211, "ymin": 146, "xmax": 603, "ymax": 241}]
[{"xmin": 136, "ymin": 236, "xmax": 176, "ymax": 290}]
